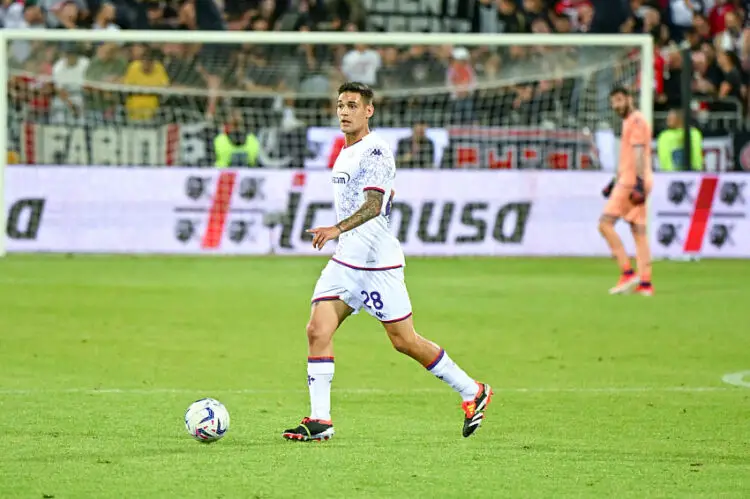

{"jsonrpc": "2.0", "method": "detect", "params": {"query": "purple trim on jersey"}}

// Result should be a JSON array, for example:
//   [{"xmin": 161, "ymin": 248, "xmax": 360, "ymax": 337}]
[
  {"xmin": 312, "ymin": 295, "xmax": 340, "ymax": 304},
  {"xmin": 426, "ymin": 349, "xmax": 445, "ymax": 371},
  {"xmin": 381, "ymin": 312, "xmax": 413, "ymax": 324},
  {"xmin": 363, "ymin": 186, "xmax": 386, "ymax": 194},
  {"xmin": 342, "ymin": 138, "xmax": 363, "ymax": 149},
  {"xmin": 331, "ymin": 257, "xmax": 403, "ymax": 272}
]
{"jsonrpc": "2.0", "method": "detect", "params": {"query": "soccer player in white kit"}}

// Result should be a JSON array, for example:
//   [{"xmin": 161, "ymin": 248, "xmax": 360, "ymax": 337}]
[{"xmin": 282, "ymin": 82, "xmax": 492, "ymax": 441}]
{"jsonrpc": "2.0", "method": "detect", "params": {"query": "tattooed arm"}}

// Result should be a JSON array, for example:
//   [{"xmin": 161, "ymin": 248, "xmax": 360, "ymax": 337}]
[
  {"xmin": 335, "ymin": 189, "xmax": 384, "ymax": 233},
  {"xmin": 307, "ymin": 189, "xmax": 384, "ymax": 250}
]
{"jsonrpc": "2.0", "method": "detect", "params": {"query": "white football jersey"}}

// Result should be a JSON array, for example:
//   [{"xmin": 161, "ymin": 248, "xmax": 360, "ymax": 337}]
[{"xmin": 331, "ymin": 132, "xmax": 405, "ymax": 270}]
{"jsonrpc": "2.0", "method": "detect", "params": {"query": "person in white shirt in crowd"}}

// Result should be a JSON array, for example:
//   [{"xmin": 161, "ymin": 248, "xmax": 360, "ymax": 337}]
[
  {"xmin": 51, "ymin": 43, "xmax": 90, "ymax": 124},
  {"xmin": 340, "ymin": 27, "xmax": 381, "ymax": 87}
]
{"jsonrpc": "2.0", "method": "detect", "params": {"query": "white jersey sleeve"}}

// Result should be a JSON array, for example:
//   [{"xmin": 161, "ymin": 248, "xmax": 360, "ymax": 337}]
[{"xmin": 331, "ymin": 133, "xmax": 405, "ymax": 270}]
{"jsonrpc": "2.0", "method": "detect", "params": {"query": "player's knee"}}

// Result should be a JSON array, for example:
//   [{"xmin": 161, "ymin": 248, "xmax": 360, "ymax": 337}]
[
  {"xmin": 390, "ymin": 336, "xmax": 411, "ymax": 355},
  {"xmin": 598, "ymin": 216, "xmax": 614, "ymax": 234},
  {"xmin": 306, "ymin": 320, "xmax": 333, "ymax": 347},
  {"xmin": 389, "ymin": 333, "xmax": 417, "ymax": 355}
]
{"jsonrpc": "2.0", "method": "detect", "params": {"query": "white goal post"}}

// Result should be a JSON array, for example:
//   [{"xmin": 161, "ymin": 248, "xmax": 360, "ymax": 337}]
[{"xmin": 0, "ymin": 29, "xmax": 653, "ymax": 257}]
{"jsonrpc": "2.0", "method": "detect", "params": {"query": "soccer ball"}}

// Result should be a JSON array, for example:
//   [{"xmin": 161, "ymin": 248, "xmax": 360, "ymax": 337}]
[{"xmin": 184, "ymin": 398, "xmax": 230, "ymax": 443}]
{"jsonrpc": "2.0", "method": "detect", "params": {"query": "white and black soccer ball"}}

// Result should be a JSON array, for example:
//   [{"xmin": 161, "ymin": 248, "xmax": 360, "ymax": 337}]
[{"xmin": 185, "ymin": 398, "xmax": 230, "ymax": 443}]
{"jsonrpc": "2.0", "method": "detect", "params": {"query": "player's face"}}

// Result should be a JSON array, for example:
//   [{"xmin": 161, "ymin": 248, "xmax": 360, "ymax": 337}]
[
  {"xmin": 336, "ymin": 92, "xmax": 373, "ymax": 134},
  {"xmin": 609, "ymin": 93, "xmax": 631, "ymax": 118}
]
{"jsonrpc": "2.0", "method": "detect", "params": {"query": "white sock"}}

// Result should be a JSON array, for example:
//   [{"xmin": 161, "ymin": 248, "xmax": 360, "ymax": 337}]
[
  {"xmin": 427, "ymin": 349, "xmax": 479, "ymax": 401},
  {"xmin": 308, "ymin": 357, "xmax": 334, "ymax": 421}
]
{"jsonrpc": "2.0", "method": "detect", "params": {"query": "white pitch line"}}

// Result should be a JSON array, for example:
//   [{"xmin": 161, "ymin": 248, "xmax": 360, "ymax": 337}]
[
  {"xmin": 722, "ymin": 371, "xmax": 750, "ymax": 388},
  {"xmin": 0, "ymin": 386, "xmax": 739, "ymax": 396}
]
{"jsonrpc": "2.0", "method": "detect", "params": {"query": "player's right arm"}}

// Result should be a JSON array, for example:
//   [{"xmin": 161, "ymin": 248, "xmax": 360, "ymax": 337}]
[
  {"xmin": 308, "ymin": 190, "xmax": 384, "ymax": 250},
  {"xmin": 628, "ymin": 118, "xmax": 650, "ymax": 204},
  {"xmin": 308, "ymin": 146, "xmax": 393, "ymax": 250},
  {"xmin": 335, "ymin": 189, "xmax": 384, "ymax": 234}
]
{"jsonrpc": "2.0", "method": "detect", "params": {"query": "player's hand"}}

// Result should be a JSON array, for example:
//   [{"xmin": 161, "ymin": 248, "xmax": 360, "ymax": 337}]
[
  {"xmin": 602, "ymin": 178, "xmax": 615, "ymax": 199},
  {"xmin": 630, "ymin": 176, "xmax": 646, "ymax": 205},
  {"xmin": 307, "ymin": 225, "xmax": 342, "ymax": 250}
]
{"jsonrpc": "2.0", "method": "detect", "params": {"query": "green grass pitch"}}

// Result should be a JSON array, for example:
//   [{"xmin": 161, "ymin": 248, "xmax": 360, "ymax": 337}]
[{"xmin": 0, "ymin": 255, "xmax": 748, "ymax": 498}]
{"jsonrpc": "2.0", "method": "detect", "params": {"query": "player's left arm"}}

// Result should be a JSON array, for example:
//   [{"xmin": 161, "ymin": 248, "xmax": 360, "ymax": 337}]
[{"xmin": 633, "ymin": 144, "xmax": 646, "ymax": 178}]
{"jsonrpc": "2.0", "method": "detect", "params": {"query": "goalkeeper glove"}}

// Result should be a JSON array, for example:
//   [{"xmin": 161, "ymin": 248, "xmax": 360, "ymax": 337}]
[
  {"xmin": 630, "ymin": 177, "xmax": 646, "ymax": 205},
  {"xmin": 602, "ymin": 178, "xmax": 615, "ymax": 199}
]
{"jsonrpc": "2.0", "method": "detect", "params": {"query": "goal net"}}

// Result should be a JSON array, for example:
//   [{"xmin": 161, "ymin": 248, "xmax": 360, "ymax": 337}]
[{"xmin": 1, "ymin": 31, "xmax": 653, "ymax": 170}]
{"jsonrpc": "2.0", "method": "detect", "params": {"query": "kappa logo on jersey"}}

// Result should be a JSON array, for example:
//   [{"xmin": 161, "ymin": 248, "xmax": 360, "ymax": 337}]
[{"xmin": 370, "ymin": 149, "xmax": 382, "ymax": 156}]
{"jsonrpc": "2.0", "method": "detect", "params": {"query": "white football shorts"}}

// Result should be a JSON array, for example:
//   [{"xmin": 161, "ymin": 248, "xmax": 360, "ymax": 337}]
[{"xmin": 311, "ymin": 259, "xmax": 413, "ymax": 323}]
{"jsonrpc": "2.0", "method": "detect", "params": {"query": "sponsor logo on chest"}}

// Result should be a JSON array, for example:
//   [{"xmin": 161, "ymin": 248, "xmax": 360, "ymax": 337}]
[{"xmin": 332, "ymin": 171, "xmax": 351, "ymax": 184}]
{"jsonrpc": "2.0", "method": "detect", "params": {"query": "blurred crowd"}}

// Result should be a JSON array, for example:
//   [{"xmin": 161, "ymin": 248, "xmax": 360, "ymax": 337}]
[{"xmin": 2, "ymin": 0, "xmax": 750, "ymax": 133}]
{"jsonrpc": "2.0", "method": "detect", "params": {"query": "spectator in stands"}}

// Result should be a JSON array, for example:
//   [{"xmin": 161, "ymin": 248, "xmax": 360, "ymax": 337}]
[
  {"xmin": 475, "ymin": 0, "xmax": 530, "ymax": 34},
  {"xmin": 123, "ymin": 46, "xmax": 169, "ymax": 121},
  {"xmin": 9, "ymin": 43, "xmax": 55, "ymax": 123},
  {"xmin": 642, "ymin": 6, "xmax": 669, "ymax": 42},
  {"xmin": 85, "ymin": 41, "xmax": 127, "ymax": 119},
  {"xmin": 242, "ymin": 43, "xmax": 287, "ymax": 94},
  {"xmin": 682, "ymin": 26, "xmax": 704, "ymax": 51},
  {"xmin": 41, "ymin": 0, "xmax": 85, "ymax": 29},
  {"xmin": 708, "ymin": 0, "xmax": 735, "ymax": 37},
  {"xmin": 446, "ymin": 46, "xmax": 477, "ymax": 124},
  {"xmin": 522, "ymin": 0, "xmax": 546, "ymax": 24},
  {"xmin": 553, "ymin": 11, "xmax": 573, "ymax": 33},
  {"xmin": 213, "ymin": 110, "xmax": 261, "ymax": 167},
  {"xmin": 396, "ymin": 119, "xmax": 435, "ymax": 169},
  {"xmin": 51, "ymin": 43, "xmax": 90, "ymax": 124},
  {"xmin": 692, "ymin": 14, "xmax": 713, "ymax": 43},
  {"xmin": 399, "ymin": 45, "xmax": 446, "ymax": 89},
  {"xmin": 329, "ymin": 0, "xmax": 366, "ymax": 30},
  {"xmin": 556, "ymin": 0, "xmax": 593, "ymax": 31},
  {"xmin": 295, "ymin": 0, "xmax": 334, "ymax": 30},
  {"xmin": 657, "ymin": 107, "xmax": 704, "ymax": 170},
  {"xmin": 341, "ymin": 42, "xmax": 381, "ymax": 87},
  {"xmin": 716, "ymin": 49, "xmax": 745, "ymax": 105},
  {"xmin": 92, "ymin": 2, "xmax": 119, "ymax": 30},
  {"xmin": 137, "ymin": 0, "xmax": 179, "ymax": 30},
  {"xmin": 296, "ymin": 24, "xmax": 333, "ymax": 94},
  {"xmin": 161, "ymin": 43, "xmax": 204, "ymax": 88},
  {"xmin": 690, "ymin": 49, "xmax": 720, "ymax": 102},
  {"xmin": 377, "ymin": 46, "xmax": 404, "ymax": 89},
  {"xmin": 716, "ymin": 10, "xmax": 745, "ymax": 54},
  {"xmin": 668, "ymin": 0, "xmax": 697, "ymax": 40},
  {"xmin": 5, "ymin": 1, "xmax": 46, "ymax": 68}
]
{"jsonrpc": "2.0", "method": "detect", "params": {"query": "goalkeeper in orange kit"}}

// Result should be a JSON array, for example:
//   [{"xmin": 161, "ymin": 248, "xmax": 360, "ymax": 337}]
[{"xmin": 599, "ymin": 86, "xmax": 653, "ymax": 296}]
